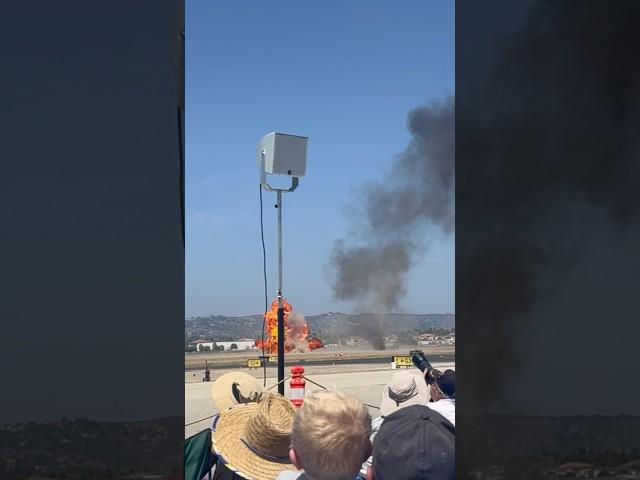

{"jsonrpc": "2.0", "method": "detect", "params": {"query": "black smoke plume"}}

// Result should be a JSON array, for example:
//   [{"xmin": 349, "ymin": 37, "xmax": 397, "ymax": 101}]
[{"xmin": 329, "ymin": 96, "xmax": 455, "ymax": 348}]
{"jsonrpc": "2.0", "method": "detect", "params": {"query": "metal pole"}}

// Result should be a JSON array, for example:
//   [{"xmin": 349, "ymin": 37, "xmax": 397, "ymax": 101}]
[
  {"xmin": 276, "ymin": 190, "xmax": 285, "ymax": 395},
  {"xmin": 277, "ymin": 190, "xmax": 283, "ymax": 302}
]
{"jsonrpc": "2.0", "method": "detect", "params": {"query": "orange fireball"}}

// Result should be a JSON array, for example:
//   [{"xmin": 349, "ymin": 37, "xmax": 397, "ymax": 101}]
[{"xmin": 255, "ymin": 299, "xmax": 324, "ymax": 354}]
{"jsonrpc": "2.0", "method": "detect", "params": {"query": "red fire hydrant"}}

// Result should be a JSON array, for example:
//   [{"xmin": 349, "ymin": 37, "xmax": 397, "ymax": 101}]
[{"xmin": 289, "ymin": 366, "xmax": 306, "ymax": 408}]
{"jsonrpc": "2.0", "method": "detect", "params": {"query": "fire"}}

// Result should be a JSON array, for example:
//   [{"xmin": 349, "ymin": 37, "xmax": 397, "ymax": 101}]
[
  {"xmin": 308, "ymin": 337, "xmax": 325, "ymax": 350},
  {"xmin": 255, "ymin": 299, "xmax": 324, "ymax": 354}
]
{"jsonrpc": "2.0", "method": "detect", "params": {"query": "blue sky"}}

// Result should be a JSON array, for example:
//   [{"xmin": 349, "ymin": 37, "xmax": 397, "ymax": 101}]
[{"xmin": 186, "ymin": 1, "xmax": 454, "ymax": 317}]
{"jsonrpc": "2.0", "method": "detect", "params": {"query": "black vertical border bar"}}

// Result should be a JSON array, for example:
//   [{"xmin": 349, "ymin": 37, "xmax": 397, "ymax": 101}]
[{"xmin": 0, "ymin": 0, "xmax": 186, "ymax": 478}]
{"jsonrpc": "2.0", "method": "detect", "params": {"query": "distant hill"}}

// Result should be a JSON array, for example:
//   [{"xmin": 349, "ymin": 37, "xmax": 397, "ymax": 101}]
[{"xmin": 185, "ymin": 312, "xmax": 454, "ymax": 343}]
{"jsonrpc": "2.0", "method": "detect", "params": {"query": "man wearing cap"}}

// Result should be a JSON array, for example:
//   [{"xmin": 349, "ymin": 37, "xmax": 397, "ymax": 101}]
[
  {"xmin": 358, "ymin": 371, "xmax": 429, "ymax": 479},
  {"xmin": 426, "ymin": 369, "xmax": 455, "ymax": 426},
  {"xmin": 367, "ymin": 405, "xmax": 455, "ymax": 480}
]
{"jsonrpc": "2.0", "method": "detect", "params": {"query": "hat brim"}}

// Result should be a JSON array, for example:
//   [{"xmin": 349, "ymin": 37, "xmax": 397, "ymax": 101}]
[
  {"xmin": 380, "ymin": 373, "xmax": 429, "ymax": 417},
  {"xmin": 213, "ymin": 403, "xmax": 297, "ymax": 480},
  {"xmin": 211, "ymin": 372, "xmax": 263, "ymax": 412}
]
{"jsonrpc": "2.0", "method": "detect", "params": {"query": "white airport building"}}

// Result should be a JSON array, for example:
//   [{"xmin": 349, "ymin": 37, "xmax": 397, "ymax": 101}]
[{"xmin": 189, "ymin": 339, "xmax": 256, "ymax": 351}]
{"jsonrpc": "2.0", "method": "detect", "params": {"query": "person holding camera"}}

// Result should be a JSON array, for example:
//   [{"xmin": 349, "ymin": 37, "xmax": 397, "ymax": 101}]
[
  {"xmin": 412, "ymin": 351, "xmax": 455, "ymax": 426},
  {"xmin": 425, "ymin": 369, "xmax": 455, "ymax": 426}
]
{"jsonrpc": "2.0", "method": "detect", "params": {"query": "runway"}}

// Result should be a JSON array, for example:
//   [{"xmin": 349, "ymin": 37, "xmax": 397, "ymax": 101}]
[{"xmin": 185, "ymin": 362, "xmax": 454, "ymax": 438}]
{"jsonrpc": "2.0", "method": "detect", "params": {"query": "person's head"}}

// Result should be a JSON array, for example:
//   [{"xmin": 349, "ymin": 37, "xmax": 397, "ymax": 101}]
[
  {"xmin": 211, "ymin": 371, "xmax": 264, "ymax": 411},
  {"xmin": 429, "ymin": 369, "xmax": 455, "ymax": 402},
  {"xmin": 368, "ymin": 405, "xmax": 454, "ymax": 480},
  {"xmin": 213, "ymin": 393, "xmax": 298, "ymax": 480},
  {"xmin": 380, "ymin": 371, "xmax": 429, "ymax": 417},
  {"xmin": 290, "ymin": 390, "xmax": 372, "ymax": 480}
]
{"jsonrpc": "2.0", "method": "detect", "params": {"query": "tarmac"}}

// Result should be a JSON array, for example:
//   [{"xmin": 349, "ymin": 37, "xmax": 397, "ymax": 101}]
[
  {"xmin": 185, "ymin": 361, "xmax": 455, "ymax": 438},
  {"xmin": 185, "ymin": 346, "xmax": 455, "ymax": 371}
]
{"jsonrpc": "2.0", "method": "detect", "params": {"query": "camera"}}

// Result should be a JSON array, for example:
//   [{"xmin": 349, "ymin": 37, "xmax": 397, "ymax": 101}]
[
  {"xmin": 411, "ymin": 350, "xmax": 432, "ymax": 372},
  {"xmin": 411, "ymin": 350, "xmax": 441, "ymax": 385}
]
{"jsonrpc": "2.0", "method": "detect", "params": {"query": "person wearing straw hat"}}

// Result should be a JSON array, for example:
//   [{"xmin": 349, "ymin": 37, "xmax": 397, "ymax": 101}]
[
  {"xmin": 213, "ymin": 392, "xmax": 298, "ymax": 480},
  {"xmin": 202, "ymin": 372, "xmax": 265, "ymax": 479},
  {"xmin": 210, "ymin": 371, "xmax": 265, "ymax": 435}
]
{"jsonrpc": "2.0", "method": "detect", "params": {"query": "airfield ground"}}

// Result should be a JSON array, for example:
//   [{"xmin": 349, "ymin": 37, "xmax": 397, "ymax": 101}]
[
  {"xmin": 185, "ymin": 348, "xmax": 454, "ymax": 438},
  {"xmin": 185, "ymin": 345, "xmax": 455, "ymax": 370}
]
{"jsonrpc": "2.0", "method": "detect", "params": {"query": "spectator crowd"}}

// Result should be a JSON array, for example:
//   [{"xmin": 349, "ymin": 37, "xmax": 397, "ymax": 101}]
[{"xmin": 191, "ymin": 365, "xmax": 455, "ymax": 480}]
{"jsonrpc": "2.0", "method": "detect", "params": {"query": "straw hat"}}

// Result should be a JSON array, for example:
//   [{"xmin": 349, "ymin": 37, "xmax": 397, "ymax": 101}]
[
  {"xmin": 380, "ymin": 371, "xmax": 429, "ymax": 417},
  {"xmin": 213, "ymin": 393, "xmax": 298, "ymax": 480},
  {"xmin": 211, "ymin": 372, "xmax": 264, "ymax": 412}
]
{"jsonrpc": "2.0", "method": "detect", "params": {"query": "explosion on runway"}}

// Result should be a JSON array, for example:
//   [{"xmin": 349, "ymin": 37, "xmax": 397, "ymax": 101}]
[{"xmin": 255, "ymin": 299, "xmax": 324, "ymax": 354}]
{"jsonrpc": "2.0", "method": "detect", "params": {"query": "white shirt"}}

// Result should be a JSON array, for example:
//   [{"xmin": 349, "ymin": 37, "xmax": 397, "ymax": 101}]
[
  {"xmin": 427, "ymin": 398, "xmax": 455, "ymax": 426},
  {"xmin": 275, "ymin": 472, "xmax": 308, "ymax": 480},
  {"xmin": 359, "ymin": 415, "xmax": 385, "ymax": 478}
]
